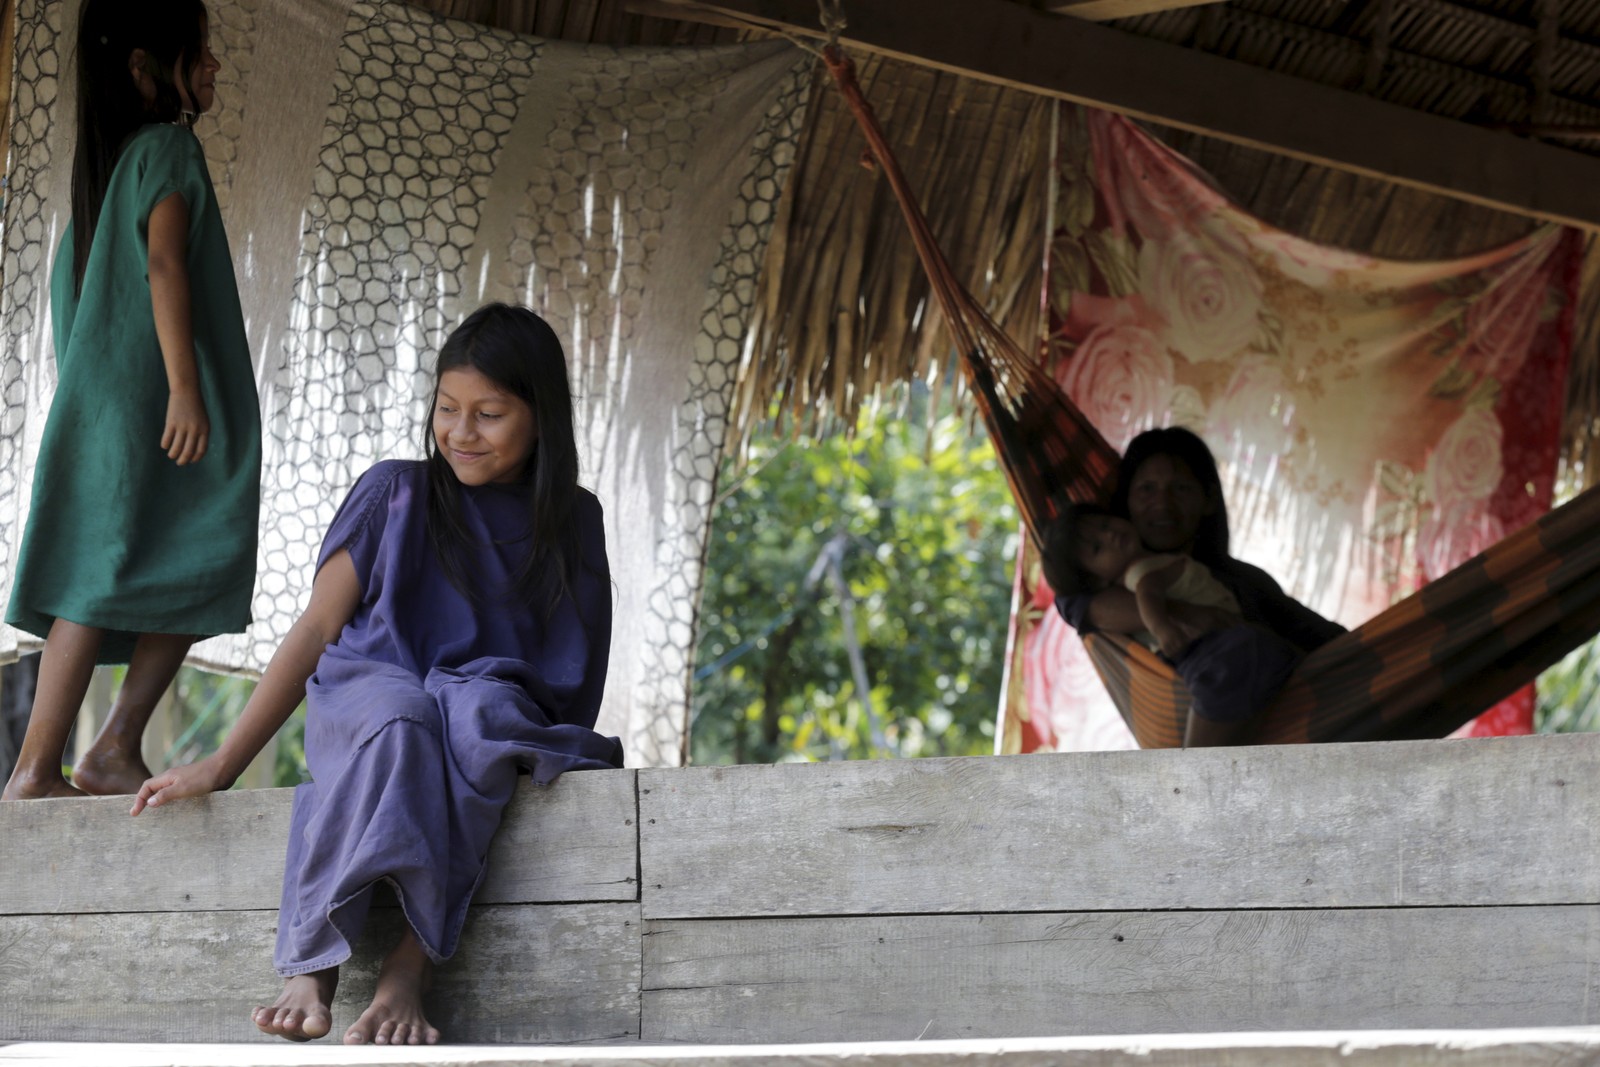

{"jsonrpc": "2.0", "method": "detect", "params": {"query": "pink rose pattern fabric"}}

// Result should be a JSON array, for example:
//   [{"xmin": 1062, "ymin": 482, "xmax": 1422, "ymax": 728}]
[{"xmin": 1004, "ymin": 107, "xmax": 1581, "ymax": 753}]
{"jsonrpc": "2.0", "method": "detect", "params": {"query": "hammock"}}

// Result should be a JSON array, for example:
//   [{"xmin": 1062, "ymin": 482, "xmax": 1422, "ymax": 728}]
[{"xmin": 820, "ymin": 46, "xmax": 1600, "ymax": 747}]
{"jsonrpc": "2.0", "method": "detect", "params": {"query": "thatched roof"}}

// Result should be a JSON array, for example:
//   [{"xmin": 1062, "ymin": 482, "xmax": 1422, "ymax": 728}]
[{"xmin": 354, "ymin": 3, "xmax": 1600, "ymax": 483}]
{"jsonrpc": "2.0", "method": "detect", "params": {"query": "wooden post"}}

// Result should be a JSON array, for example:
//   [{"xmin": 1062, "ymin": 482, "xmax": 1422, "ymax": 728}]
[
  {"xmin": 73, "ymin": 668, "xmax": 114, "ymax": 769},
  {"xmin": 140, "ymin": 681, "xmax": 177, "ymax": 775}
]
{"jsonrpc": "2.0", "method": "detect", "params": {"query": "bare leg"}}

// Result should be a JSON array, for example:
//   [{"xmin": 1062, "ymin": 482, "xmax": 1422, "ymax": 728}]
[
  {"xmin": 2, "ymin": 618, "xmax": 103, "ymax": 800},
  {"xmin": 254, "ymin": 967, "xmax": 338, "ymax": 1041},
  {"xmin": 344, "ymin": 928, "xmax": 441, "ymax": 1045},
  {"xmin": 74, "ymin": 632, "xmax": 194, "ymax": 796}
]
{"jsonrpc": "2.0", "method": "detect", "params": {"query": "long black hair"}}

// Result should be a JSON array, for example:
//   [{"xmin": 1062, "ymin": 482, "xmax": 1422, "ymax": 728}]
[
  {"xmin": 71, "ymin": 0, "xmax": 208, "ymax": 294},
  {"xmin": 1110, "ymin": 426, "xmax": 1232, "ymax": 564},
  {"xmin": 424, "ymin": 303, "xmax": 585, "ymax": 618}
]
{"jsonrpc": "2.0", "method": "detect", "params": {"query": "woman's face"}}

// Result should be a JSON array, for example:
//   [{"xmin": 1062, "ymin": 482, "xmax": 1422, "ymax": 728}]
[{"xmin": 1126, "ymin": 453, "xmax": 1214, "ymax": 553}]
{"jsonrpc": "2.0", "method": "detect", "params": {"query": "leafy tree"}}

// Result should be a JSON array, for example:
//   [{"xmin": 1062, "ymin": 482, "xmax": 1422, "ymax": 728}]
[
  {"xmin": 690, "ymin": 387, "xmax": 1019, "ymax": 764},
  {"xmin": 1536, "ymin": 635, "xmax": 1600, "ymax": 734}
]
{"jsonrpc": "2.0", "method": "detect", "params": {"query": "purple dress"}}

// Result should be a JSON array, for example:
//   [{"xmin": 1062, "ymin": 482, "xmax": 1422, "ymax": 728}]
[{"xmin": 274, "ymin": 460, "xmax": 621, "ymax": 977}]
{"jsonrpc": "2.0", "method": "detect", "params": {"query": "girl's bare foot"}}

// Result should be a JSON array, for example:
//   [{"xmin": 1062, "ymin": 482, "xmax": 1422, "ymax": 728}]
[
  {"xmin": 344, "ymin": 930, "xmax": 441, "ymax": 1045},
  {"xmin": 70, "ymin": 746, "xmax": 154, "ymax": 797},
  {"xmin": 75, "ymin": 631, "xmax": 193, "ymax": 796},
  {"xmin": 2, "ymin": 769, "xmax": 86, "ymax": 801},
  {"xmin": 254, "ymin": 969, "xmax": 337, "ymax": 1041}
]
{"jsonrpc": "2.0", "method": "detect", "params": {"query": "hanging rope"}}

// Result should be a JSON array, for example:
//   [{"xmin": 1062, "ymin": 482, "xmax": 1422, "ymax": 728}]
[{"xmin": 816, "ymin": 41, "xmax": 1121, "ymax": 536}]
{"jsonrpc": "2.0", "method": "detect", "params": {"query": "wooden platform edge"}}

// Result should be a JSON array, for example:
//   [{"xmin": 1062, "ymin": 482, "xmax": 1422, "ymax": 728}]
[{"xmin": 6, "ymin": 1027, "xmax": 1600, "ymax": 1065}]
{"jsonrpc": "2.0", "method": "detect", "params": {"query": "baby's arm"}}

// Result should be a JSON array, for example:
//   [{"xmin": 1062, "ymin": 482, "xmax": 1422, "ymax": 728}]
[
  {"xmin": 1132, "ymin": 557, "xmax": 1193, "ymax": 659},
  {"xmin": 130, "ymin": 550, "xmax": 362, "ymax": 814},
  {"xmin": 148, "ymin": 192, "xmax": 208, "ymax": 466}
]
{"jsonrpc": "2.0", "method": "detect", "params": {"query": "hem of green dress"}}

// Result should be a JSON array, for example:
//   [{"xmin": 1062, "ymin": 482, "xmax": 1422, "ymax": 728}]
[{"xmin": 6, "ymin": 605, "xmax": 251, "ymax": 667}]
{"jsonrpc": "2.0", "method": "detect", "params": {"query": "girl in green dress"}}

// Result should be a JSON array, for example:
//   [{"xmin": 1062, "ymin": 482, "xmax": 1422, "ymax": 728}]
[{"xmin": 3, "ymin": 0, "xmax": 261, "ymax": 800}]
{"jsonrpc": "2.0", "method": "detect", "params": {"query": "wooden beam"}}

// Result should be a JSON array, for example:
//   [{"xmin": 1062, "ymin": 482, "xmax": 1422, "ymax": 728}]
[
  {"xmin": 643, "ymin": 906, "xmax": 1600, "ymax": 1041},
  {"xmin": 0, "ymin": 771, "xmax": 639, "ymax": 914},
  {"xmin": 1, "ymin": 903, "xmax": 642, "ymax": 1043},
  {"xmin": 638, "ymin": 735, "xmax": 1600, "ymax": 920},
  {"xmin": 647, "ymin": 0, "xmax": 1600, "ymax": 230},
  {"xmin": 1046, "ymin": 0, "xmax": 1226, "ymax": 23}
]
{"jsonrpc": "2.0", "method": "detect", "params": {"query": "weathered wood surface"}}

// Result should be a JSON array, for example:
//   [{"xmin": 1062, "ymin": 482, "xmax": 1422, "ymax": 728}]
[
  {"xmin": 10, "ymin": 1029, "xmax": 1600, "ymax": 1066},
  {"xmin": 648, "ymin": 0, "xmax": 1600, "ymax": 231},
  {"xmin": 641, "ymin": 906, "xmax": 1600, "ymax": 1043},
  {"xmin": 0, "ymin": 903, "xmax": 641, "ymax": 1044},
  {"xmin": 0, "ymin": 769, "xmax": 638, "ymax": 914},
  {"xmin": 639, "ymin": 735, "xmax": 1600, "ymax": 918},
  {"xmin": 1048, "ymin": 0, "xmax": 1228, "ymax": 22}
]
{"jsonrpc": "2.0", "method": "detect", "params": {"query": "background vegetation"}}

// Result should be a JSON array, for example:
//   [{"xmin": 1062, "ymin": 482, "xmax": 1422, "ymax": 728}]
[{"xmin": 689, "ymin": 389, "xmax": 1018, "ymax": 764}]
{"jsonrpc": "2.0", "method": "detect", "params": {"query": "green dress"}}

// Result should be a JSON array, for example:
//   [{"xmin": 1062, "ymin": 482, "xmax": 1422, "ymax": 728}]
[{"xmin": 6, "ymin": 123, "xmax": 261, "ymax": 664}]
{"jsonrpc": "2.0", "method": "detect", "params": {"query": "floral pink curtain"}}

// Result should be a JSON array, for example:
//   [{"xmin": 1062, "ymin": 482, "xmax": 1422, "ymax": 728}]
[{"xmin": 1000, "ymin": 107, "xmax": 1582, "ymax": 754}]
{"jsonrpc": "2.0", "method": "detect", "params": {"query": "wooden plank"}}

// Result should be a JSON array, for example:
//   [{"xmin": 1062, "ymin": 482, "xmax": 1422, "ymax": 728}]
[
  {"xmin": 639, "ymin": 735, "xmax": 1600, "ymax": 918},
  {"xmin": 0, "ymin": 769, "xmax": 638, "ymax": 914},
  {"xmin": 641, "ymin": 906, "xmax": 1600, "ymax": 1043},
  {"xmin": 0, "ymin": 902, "xmax": 641, "ymax": 1044},
  {"xmin": 12, "ymin": 1031, "xmax": 1600, "ymax": 1067},
  {"xmin": 1048, "ymin": 0, "xmax": 1228, "ymax": 23},
  {"xmin": 646, "ymin": 0, "xmax": 1600, "ymax": 230}
]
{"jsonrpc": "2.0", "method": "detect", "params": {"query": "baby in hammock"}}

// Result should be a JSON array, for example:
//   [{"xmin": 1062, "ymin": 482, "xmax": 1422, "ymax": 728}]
[{"xmin": 1041, "ymin": 503, "xmax": 1301, "ymax": 746}]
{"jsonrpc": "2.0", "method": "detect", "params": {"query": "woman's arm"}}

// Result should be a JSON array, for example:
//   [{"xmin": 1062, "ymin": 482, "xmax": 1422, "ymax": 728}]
[
  {"xmin": 130, "ymin": 551, "xmax": 362, "ymax": 814},
  {"xmin": 1219, "ymin": 558, "xmax": 1346, "ymax": 651},
  {"xmin": 148, "ymin": 192, "xmax": 209, "ymax": 467}
]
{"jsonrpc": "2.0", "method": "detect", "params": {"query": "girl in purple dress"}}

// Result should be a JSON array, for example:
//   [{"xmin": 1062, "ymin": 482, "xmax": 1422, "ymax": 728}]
[{"xmin": 132, "ymin": 303, "xmax": 621, "ymax": 1045}]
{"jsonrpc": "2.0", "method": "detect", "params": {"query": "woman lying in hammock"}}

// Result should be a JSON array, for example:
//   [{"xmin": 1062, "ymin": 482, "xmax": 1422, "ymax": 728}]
[{"xmin": 1049, "ymin": 427, "xmax": 1345, "ymax": 746}]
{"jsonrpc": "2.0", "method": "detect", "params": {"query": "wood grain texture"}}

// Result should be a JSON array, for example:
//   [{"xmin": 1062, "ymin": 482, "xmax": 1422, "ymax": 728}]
[
  {"xmin": 639, "ymin": 735, "xmax": 1600, "ymax": 918},
  {"xmin": 0, "ymin": 769, "xmax": 638, "ymax": 915},
  {"xmin": 1048, "ymin": 0, "xmax": 1228, "ymax": 22},
  {"xmin": 0, "ymin": 902, "xmax": 641, "ymax": 1043},
  {"xmin": 11, "ymin": 1028, "xmax": 1600, "ymax": 1066},
  {"xmin": 641, "ymin": 906, "xmax": 1600, "ymax": 1043}
]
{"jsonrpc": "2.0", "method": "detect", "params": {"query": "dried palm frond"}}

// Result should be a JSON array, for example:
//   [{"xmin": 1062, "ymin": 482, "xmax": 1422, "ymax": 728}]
[
  {"xmin": 736, "ymin": 52, "xmax": 1053, "ymax": 447},
  {"xmin": 799, "ymin": 46, "xmax": 1118, "ymax": 536}
]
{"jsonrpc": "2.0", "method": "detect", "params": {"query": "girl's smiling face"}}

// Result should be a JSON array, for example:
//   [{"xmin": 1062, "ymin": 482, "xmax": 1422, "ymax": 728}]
[{"xmin": 433, "ymin": 366, "xmax": 538, "ymax": 486}]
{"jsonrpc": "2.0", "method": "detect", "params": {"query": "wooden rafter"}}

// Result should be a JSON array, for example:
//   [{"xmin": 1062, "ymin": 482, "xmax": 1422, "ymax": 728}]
[
  {"xmin": 646, "ymin": 0, "xmax": 1600, "ymax": 231},
  {"xmin": 1045, "ymin": 0, "xmax": 1227, "ymax": 24}
]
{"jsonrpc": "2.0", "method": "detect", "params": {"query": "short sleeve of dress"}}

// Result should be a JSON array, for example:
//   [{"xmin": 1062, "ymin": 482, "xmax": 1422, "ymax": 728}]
[
  {"xmin": 125, "ymin": 124, "xmax": 211, "ymax": 232},
  {"xmin": 315, "ymin": 462, "xmax": 407, "ymax": 590}
]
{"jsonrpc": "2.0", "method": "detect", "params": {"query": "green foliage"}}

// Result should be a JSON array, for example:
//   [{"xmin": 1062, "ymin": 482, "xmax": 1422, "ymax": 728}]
[
  {"xmin": 1535, "ymin": 635, "xmax": 1600, "ymax": 735},
  {"xmin": 690, "ymin": 387, "xmax": 1019, "ymax": 765},
  {"xmin": 160, "ymin": 667, "xmax": 253, "ymax": 768},
  {"xmin": 157, "ymin": 666, "xmax": 307, "ymax": 788}
]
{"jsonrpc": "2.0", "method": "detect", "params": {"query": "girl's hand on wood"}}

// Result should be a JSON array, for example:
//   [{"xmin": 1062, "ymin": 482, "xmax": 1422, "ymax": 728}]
[
  {"xmin": 130, "ymin": 755, "xmax": 227, "ymax": 815},
  {"xmin": 162, "ymin": 388, "xmax": 210, "ymax": 465}
]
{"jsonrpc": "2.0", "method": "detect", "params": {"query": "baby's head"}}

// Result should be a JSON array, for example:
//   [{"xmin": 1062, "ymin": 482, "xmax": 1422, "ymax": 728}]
[{"xmin": 1040, "ymin": 504, "xmax": 1142, "ymax": 595}]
